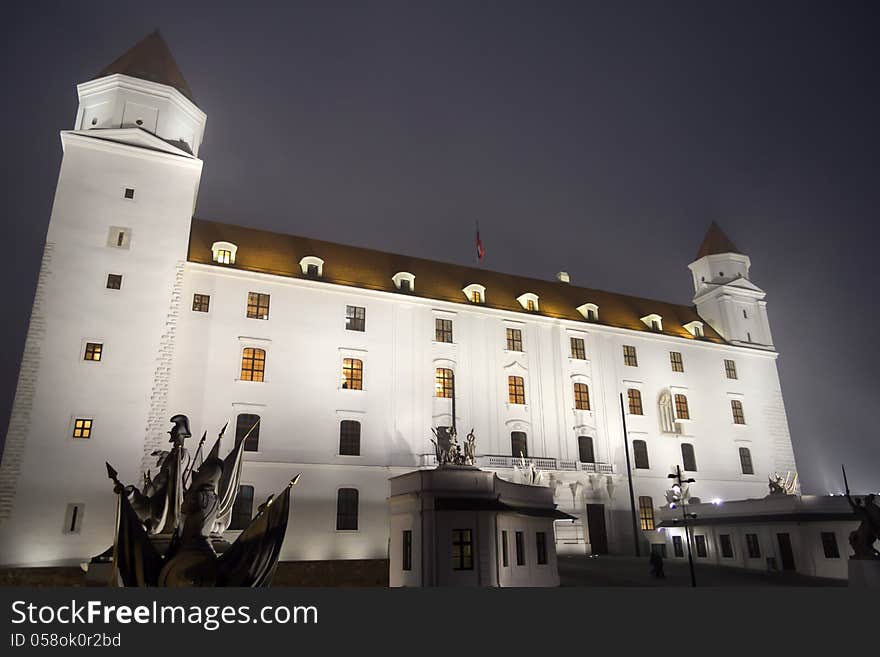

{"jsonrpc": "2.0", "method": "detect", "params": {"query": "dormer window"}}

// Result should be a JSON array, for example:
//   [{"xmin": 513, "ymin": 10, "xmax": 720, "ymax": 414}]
[
  {"xmin": 683, "ymin": 320, "xmax": 705, "ymax": 338},
  {"xmin": 640, "ymin": 314, "xmax": 663, "ymax": 332},
  {"xmin": 462, "ymin": 284, "xmax": 486, "ymax": 304},
  {"xmin": 392, "ymin": 272, "xmax": 415, "ymax": 292},
  {"xmin": 516, "ymin": 292, "xmax": 539, "ymax": 312},
  {"xmin": 576, "ymin": 303, "xmax": 599, "ymax": 322},
  {"xmin": 299, "ymin": 256, "xmax": 324, "ymax": 278},
  {"xmin": 211, "ymin": 241, "xmax": 237, "ymax": 265}
]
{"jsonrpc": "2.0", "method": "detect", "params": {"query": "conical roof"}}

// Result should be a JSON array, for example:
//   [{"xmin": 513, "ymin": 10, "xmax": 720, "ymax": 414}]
[
  {"xmin": 695, "ymin": 222, "xmax": 741, "ymax": 259},
  {"xmin": 96, "ymin": 30, "xmax": 195, "ymax": 102}
]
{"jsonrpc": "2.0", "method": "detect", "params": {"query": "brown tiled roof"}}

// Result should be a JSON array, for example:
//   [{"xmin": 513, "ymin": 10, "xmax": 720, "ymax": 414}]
[
  {"xmin": 188, "ymin": 218, "xmax": 726, "ymax": 344},
  {"xmin": 96, "ymin": 30, "xmax": 195, "ymax": 103},
  {"xmin": 695, "ymin": 222, "xmax": 740, "ymax": 259}
]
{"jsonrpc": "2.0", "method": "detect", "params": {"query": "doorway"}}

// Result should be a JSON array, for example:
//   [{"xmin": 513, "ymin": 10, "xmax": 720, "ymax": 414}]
[
  {"xmin": 586, "ymin": 504, "xmax": 608, "ymax": 554},
  {"xmin": 776, "ymin": 533, "xmax": 796, "ymax": 571}
]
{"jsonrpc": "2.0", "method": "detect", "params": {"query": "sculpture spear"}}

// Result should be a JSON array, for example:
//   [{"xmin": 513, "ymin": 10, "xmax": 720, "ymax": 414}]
[
  {"xmin": 183, "ymin": 430, "xmax": 208, "ymax": 487},
  {"xmin": 842, "ymin": 464, "xmax": 851, "ymax": 497}
]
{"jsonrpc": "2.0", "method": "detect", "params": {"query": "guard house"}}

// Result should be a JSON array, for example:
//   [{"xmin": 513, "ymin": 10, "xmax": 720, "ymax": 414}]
[{"xmin": 389, "ymin": 465, "xmax": 574, "ymax": 587}]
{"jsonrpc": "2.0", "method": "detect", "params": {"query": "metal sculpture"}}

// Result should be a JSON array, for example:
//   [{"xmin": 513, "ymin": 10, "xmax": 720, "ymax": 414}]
[
  {"xmin": 842, "ymin": 465, "xmax": 880, "ymax": 559},
  {"xmin": 768, "ymin": 471, "xmax": 797, "ymax": 496},
  {"xmin": 431, "ymin": 426, "xmax": 476, "ymax": 466}
]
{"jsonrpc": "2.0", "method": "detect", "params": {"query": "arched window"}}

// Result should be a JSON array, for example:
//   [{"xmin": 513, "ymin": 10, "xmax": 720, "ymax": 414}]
[
  {"xmin": 638, "ymin": 496, "xmax": 655, "ymax": 530},
  {"xmin": 731, "ymin": 399, "xmax": 746, "ymax": 425},
  {"xmin": 336, "ymin": 488, "xmax": 359, "ymax": 530},
  {"xmin": 632, "ymin": 440, "xmax": 649, "ymax": 469},
  {"xmin": 508, "ymin": 376, "xmax": 526, "ymax": 404},
  {"xmin": 739, "ymin": 447, "xmax": 754, "ymax": 475},
  {"xmin": 235, "ymin": 413, "xmax": 260, "ymax": 452},
  {"xmin": 339, "ymin": 420, "xmax": 361, "ymax": 456},
  {"xmin": 435, "ymin": 368, "xmax": 454, "ymax": 398},
  {"xmin": 573, "ymin": 382, "xmax": 591, "ymax": 410},
  {"xmin": 230, "ymin": 485, "xmax": 254, "ymax": 530},
  {"xmin": 211, "ymin": 241, "xmax": 237, "ymax": 264},
  {"xmin": 511, "ymin": 431, "xmax": 528, "ymax": 458},
  {"xmin": 627, "ymin": 389, "xmax": 643, "ymax": 415},
  {"xmin": 674, "ymin": 394, "xmax": 690, "ymax": 420},
  {"xmin": 342, "ymin": 358, "xmax": 363, "ymax": 390},
  {"xmin": 578, "ymin": 436, "xmax": 595, "ymax": 464},
  {"xmin": 240, "ymin": 348, "xmax": 266, "ymax": 382},
  {"xmin": 681, "ymin": 443, "xmax": 697, "ymax": 471}
]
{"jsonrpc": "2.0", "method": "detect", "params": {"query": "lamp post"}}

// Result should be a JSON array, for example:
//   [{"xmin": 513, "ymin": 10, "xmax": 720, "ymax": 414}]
[{"xmin": 668, "ymin": 465, "xmax": 697, "ymax": 587}]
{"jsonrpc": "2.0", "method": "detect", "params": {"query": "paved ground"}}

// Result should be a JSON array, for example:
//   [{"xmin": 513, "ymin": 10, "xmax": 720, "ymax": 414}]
[{"xmin": 558, "ymin": 555, "xmax": 846, "ymax": 587}]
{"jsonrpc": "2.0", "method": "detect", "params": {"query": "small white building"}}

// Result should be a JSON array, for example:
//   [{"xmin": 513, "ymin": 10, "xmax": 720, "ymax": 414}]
[{"xmin": 389, "ymin": 465, "xmax": 572, "ymax": 587}]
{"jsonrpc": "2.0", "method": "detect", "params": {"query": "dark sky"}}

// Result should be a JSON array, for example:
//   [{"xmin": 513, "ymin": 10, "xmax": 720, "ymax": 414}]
[{"xmin": 2, "ymin": 1, "xmax": 878, "ymax": 493}]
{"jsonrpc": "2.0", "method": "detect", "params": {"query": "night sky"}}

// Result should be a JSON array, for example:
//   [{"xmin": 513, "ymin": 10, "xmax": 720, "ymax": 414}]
[{"xmin": 2, "ymin": 1, "xmax": 878, "ymax": 493}]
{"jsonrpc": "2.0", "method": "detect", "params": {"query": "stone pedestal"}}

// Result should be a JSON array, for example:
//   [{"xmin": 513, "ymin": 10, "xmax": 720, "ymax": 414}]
[{"xmin": 848, "ymin": 559, "xmax": 880, "ymax": 588}]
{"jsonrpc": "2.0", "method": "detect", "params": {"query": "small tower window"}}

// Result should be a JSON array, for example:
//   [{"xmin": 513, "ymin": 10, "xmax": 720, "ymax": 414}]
[
  {"xmin": 342, "ymin": 358, "xmax": 363, "ymax": 390},
  {"xmin": 108, "ymin": 226, "xmax": 131, "ymax": 249},
  {"xmin": 72, "ymin": 418, "xmax": 93, "ymax": 439},
  {"xmin": 211, "ymin": 241, "xmax": 238, "ymax": 264},
  {"xmin": 106, "ymin": 274, "xmax": 123, "ymax": 290},
  {"xmin": 64, "ymin": 503, "xmax": 84, "ymax": 534},
  {"xmin": 240, "ymin": 348, "xmax": 266, "ymax": 382},
  {"xmin": 123, "ymin": 188, "xmax": 135, "ymax": 200},
  {"xmin": 192, "ymin": 294, "xmax": 210, "ymax": 312},
  {"xmin": 83, "ymin": 342, "xmax": 103, "ymax": 362}
]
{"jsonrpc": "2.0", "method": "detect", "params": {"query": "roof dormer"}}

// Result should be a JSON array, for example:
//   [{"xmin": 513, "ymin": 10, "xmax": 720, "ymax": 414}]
[
  {"xmin": 299, "ymin": 256, "xmax": 324, "ymax": 278},
  {"xmin": 211, "ymin": 241, "xmax": 237, "ymax": 265},
  {"xmin": 516, "ymin": 292, "xmax": 540, "ymax": 312},
  {"xmin": 577, "ymin": 303, "xmax": 599, "ymax": 321},
  {"xmin": 683, "ymin": 320, "xmax": 705, "ymax": 338},
  {"xmin": 462, "ymin": 284, "xmax": 486, "ymax": 304},
  {"xmin": 392, "ymin": 271, "xmax": 415, "ymax": 292},
  {"xmin": 640, "ymin": 313, "xmax": 663, "ymax": 332}
]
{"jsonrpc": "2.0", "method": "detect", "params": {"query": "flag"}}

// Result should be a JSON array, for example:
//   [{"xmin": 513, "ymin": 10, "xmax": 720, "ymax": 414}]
[{"xmin": 475, "ymin": 224, "xmax": 485, "ymax": 262}]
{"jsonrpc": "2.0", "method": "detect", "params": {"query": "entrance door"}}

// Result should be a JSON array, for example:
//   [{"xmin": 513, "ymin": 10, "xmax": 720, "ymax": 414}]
[
  {"xmin": 776, "ymin": 533, "xmax": 796, "ymax": 571},
  {"xmin": 586, "ymin": 504, "xmax": 608, "ymax": 554}
]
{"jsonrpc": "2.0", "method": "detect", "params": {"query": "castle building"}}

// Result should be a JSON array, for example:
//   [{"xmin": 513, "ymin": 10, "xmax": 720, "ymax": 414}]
[{"xmin": 0, "ymin": 33, "xmax": 798, "ymax": 568}]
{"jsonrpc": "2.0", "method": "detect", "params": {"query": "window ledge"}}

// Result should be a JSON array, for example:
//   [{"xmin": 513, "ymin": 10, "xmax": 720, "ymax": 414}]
[{"xmin": 234, "ymin": 379, "xmax": 267, "ymax": 384}]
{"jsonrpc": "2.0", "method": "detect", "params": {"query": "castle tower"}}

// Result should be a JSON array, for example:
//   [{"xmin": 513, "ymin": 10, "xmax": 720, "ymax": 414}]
[
  {"xmin": 0, "ymin": 32, "xmax": 205, "ymax": 565},
  {"xmin": 688, "ymin": 222, "xmax": 774, "ymax": 348}
]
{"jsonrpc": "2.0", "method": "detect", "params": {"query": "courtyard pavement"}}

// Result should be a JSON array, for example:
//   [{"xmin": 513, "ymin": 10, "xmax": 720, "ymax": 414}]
[{"xmin": 557, "ymin": 555, "xmax": 846, "ymax": 587}]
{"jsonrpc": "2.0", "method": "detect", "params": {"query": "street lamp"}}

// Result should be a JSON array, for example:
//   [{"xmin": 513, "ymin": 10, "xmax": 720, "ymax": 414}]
[{"xmin": 668, "ymin": 465, "xmax": 697, "ymax": 587}]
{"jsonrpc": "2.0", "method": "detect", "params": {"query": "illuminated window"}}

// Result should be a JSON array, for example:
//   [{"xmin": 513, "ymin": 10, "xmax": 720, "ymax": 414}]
[
  {"xmin": 192, "ymin": 293, "xmax": 210, "ymax": 312},
  {"xmin": 402, "ymin": 530, "xmax": 412, "ymax": 571},
  {"xmin": 508, "ymin": 376, "xmax": 525, "ymax": 404},
  {"xmin": 336, "ymin": 488, "xmax": 359, "ymax": 530},
  {"xmin": 674, "ymin": 394, "xmax": 690, "ymax": 420},
  {"xmin": 211, "ymin": 241, "xmax": 237, "ymax": 264},
  {"xmin": 240, "ymin": 348, "xmax": 266, "ymax": 382},
  {"xmin": 345, "ymin": 305, "xmax": 366, "ymax": 332},
  {"xmin": 230, "ymin": 485, "xmax": 254, "ymax": 530},
  {"xmin": 632, "ymin": 440, "xmax": 649, "ymax": 469},
  {"xmin": 84, "ymin": 342, "xmax": 103, "ymax": 362},
  {"xmin": 462, "ymin": 284, "xmax": 486, "ymax": 304},
  {"xmin": 746, "ymin": 533, "xmax": 761, "ymax": 558},
  {"xmin": 739, "ymin": 447, "xmax": 754, "ymax": 475},
  {"xmin": 435, "ymin": 368, "xmax": 454, "ymax": 398},
  {"xmin": 246, "ymin": 292, "xmax": 270, "ymax": 320},
  {"xmin": 681, "ymin": 443, "xmax": 697, "ymax": 471},
  {"xmin": 536, "ymin": 532, "xmax": 548, "ymax": 565},
  {"xmin": 725, "ymin": 359, "xmax": 738, "ymax": 379},
  {"xmin": 638, "ymin": 496, "xmax": 655, "ymax": 530},
  {"xmin": 106, "ymin": 274, "xmax": 122, "ymax": 290},
  {"xmin": 506, "ymin": 328, "xmax": 523, "ymax": 351},
  {"xmin": 623, "ymin": 345, "xmax": 638, "ymax": 367},
  {"xmin": 342, "ymin": 358, "xmax": 363, "ymax": 390},
  {"xmin": 72, "ymin": 418, "xmax": 92, "ymax": 439},
  {"xmin": 452, "ymin": 529, "xmax": 474, "ymax": 570},
  {"xmin": 472, "ymin": 290, "xmax": 482, "ymax": 303},
  {"xmin": 670, "ymin": 351, "xmax": 684, "ymax": 372},
  {"xmin": 627, "ymin": 389, "xmax": 643, "ymax": 415},
  {"xmin": 515, "ymin": 531, "xmax": 525, "ymax": 565},
  {"xmin": 235, "ymin": 413, "xmax": 260, "ymax": 452},
  {"xmin": 511, "ymin": 431, "xmax": 528, "ymax": 458},
  {"xmin": 527, "ymin": 299, "xmax": 536, "ymax": 311},
  {"xmin": 214, "ymin": 250, "xmax": 232, "ymax": 264},
  {"xmin": 577, "ymin": 436, "xmax": 594, "ymax": 464},
  {"xmin": 573, "ymin": 382, "xmax": 590, "ymax": 410},
  {"xmin": 570, "ymin": 337, "xmax": 586, "ymax": 360},
  {"xmin": 435, "ymin": 318, "xmax": 453, "ymax": 343},
  {"xmin": 339, "ymin": 420, "xmax": 361, "ymax": 456},
  {"xmin": 577, "ymin": 303, "xmax": 599, "ymax": 321},
  {"xmin": 517, "ymin": 292, "xmax": 539, "ymax": 311},
  {"xmin": 821, "ymin": 532, "xmax": 840, "ymax": 558},
  {"xmin": 731, "ymin": 399, "xmax": 746, "ymax": 424}
]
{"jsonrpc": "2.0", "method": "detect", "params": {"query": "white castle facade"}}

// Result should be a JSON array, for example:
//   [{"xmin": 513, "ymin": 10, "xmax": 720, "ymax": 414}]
[{"xmin": 0, "ymin": 33, "xmax": 798, "ymax": 568}]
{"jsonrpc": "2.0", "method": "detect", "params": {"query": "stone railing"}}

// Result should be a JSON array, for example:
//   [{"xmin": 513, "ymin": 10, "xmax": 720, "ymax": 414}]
[{"xmin": 417, "ymin": 453, "xmax": 614, "ymax": 474}]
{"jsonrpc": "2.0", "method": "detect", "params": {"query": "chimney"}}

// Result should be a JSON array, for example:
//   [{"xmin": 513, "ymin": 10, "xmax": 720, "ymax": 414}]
[{"xmin": 556, "ymin": 271, "xmax": 570, "ymax": 284}]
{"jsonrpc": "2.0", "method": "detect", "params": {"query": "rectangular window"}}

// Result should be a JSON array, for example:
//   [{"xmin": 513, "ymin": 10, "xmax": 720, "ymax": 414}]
[
  {"xmin": 627, "ymin": 389, "xmax": 643, "ymax": 415},
  {"xmin": 240, "ymin": 348, "xmax": 266, "ymax": 382},
  {"xmin": 672, "ymin": 535, "xmax": 684, "ymax": 557},
  {"xmin": 508, "ymin": 376, "xmax": 526, "ymax": 404},
  {"xmin": 306, "ymin": 263, "xmax": 319, "ymax": 277},
  {"xmin": 108, "ymin": 226, "xmax": 131, "ymax": 249},
  {"xmin": 339, "ymin": 420, "xmax": 361, "ymax": 456},
  {"xmin": 472, "ymin": 290, "xmax": 482, "ymax": 303},
  {"xmin": 345, "ymin": 305, "xmax": 366, "ymax": 332},
  {"xmin": 435, "ymin": 318, "xmax": 453, "ymax": 343},
  {"xmin": 719, "ymin": 534, "xmax": 734, "ymax": 558},
  {"xmin": 670, "ymin": 351, "xmax": 684, "ymax": 372},
  {"xmin": 451, "ymin": 529, "xmax": 474, "ymax": 570},
  {"xmin": 72, "ymin": 418, "xmax": 93, "ymax": 439},
  {"xmin": 746, "ymin": 533, "xmax": 761, "ymax": 559},
  {"xmin": 192, "ymin": 293, "xmax": 210, "ymax": 312},
  {"xmin": 731, "ymin": 399, "xmax": 746, "ymax": 424},
  {"xmin": 506, "ymin": 328, "xmax": 523, "ymax": 352},
  {"xmin": 84, "ymin": 342, "xmax": 103, "ymax": 362},
  {"xmin": 570, "ymin": 337, "xmax": 586, "ymax": 360},
  {"xmin": 681, "ymin": 443, "xmax": 697, "ymax": 472},
  {"xmin": 342, "ymin": 358, "xmax": 363, "ymax": 390},
  {"xmin": 674, "ymin": 393, "xmax": 690, "ymax": 420},
  {"xmin": 511, "ymin": 431, "xmax": 528, "ymax": 458},
  {"xmin": 821, "ymin": 532, "xmax": 840, "ymax": 558},
  {"xmin": 573, "ymin": 382, "xmax": 591, "ymax": 410},
  {"xmin": 632, "ymin": 440, "xmax": 649, "ymax": 469},
  {"xmin": 123, "ymin": 187, "xmax": 135, "ymax": 199},
  {"xmin": 235, "ymin": 413, "xmax": 261, "ymax": 452},
  {"xmin": 638, "ymin": 496, "xmax": 655, "ymax": 530},
  {"xmin": 402, "ymin": 530, "xmax": 412, "ymax": 571},
  {"xmin": 215, "ymin": 249, "xmax": 233, "ymax": 264},
  {"xmin": 695, "ymin": 535, "xmax": 708, "ymax": 558},
  {"xmin": 246, "ymin": 292, "xmax": 270, "ymax": 320},
  {"xmin": 725, "ymin": 359, "xmax": 738, "ymax": 380},
  {"xmin": 515, "ymin": 531, "xmax": 525, "ymax": 566},
  {"xmin": 230, "ymin": 485, "xmax": 254, "ymax": 530},
  {"xmin": 501, "ymin": 530, "xmax": 509, "ymax": 567},
  {"xmin": 435, "ymin": 368, "xmax": 454, "ymax": 398},
  {"xmin": 336, "ymin": 488, "xmax": 359, "ymax": 530},
  {"xmin": 577, "ymin": 436, "xmax": 595, "ymax": 464},
  {"xmin": 526, "ymin": 299, "xmax": 536, "ymax": 312},
  {"xmin": 739, "ymin": 447, "xmax": 754, "ymax": 475},
  {"xmin": 623, "ymin": 345, "xmax": 638, "ymax": 367},
  {"xmin": 106, "ymin": 274, "xmax": 122, "ymax": 290},
  {"xmin": 536, "ymin": 531, "xmax": 548, "ymax": 565}
]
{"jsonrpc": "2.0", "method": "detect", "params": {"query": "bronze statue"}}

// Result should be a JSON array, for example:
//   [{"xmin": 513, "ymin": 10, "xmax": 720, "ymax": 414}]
[
  {"xmin": 843, "ymin": 466, "xmax": 880, "ymax": 559},
  {"xmin": 431, "ymin": 426, "xmax": 477, "ymax": 467}
]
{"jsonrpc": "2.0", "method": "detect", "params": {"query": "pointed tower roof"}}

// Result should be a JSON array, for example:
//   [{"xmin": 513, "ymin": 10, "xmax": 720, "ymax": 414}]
[
  {"xmin": 695, "ymin": 222, "xmax": 741, "ymax": 259},
  {"xmin": 96, "ymin": 30, "xmax": 195, "ymax": 102}
]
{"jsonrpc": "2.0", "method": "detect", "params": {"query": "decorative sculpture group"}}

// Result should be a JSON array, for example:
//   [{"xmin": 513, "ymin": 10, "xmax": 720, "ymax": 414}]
[
  {"xmin": 767, "ymin": 471, "xmax": 798, "ymax": 496},
  {"xmin": 842, "ymin": 466, "xmax": 880, "ymax": 560},
  {"xmin": 104, "ymin": 414, "xmax": 300, "ymax": 587},
  {"xmin": 431, "ymin": 426, "xmax": 476, "ymax": 466}
]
